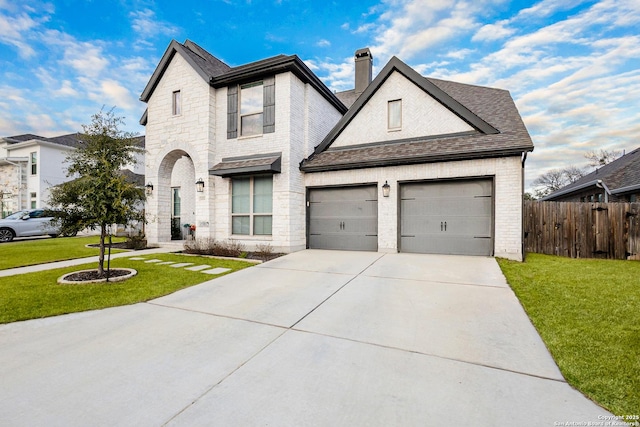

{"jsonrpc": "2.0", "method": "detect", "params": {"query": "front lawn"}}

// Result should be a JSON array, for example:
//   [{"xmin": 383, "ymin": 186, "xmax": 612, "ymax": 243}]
[
  {"xmin": 498, "ymin": 254, "xmax": 640, "ymax": 416},
  {"xmin": 0, "ymin": 253, "xmax": 254, "ymax": 324},
  {"xmin": 0, "ymin": 236, "xmax": 127, "ymax": 270}
]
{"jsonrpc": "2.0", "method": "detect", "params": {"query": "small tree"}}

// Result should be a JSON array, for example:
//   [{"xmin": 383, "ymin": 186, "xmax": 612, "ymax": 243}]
[{"xmin": 49, "ymin": 108, "xmax": 145, "ymax": 277}]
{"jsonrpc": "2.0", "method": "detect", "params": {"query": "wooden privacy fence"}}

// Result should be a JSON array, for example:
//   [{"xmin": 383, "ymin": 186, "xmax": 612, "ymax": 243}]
[{"xmin": 524, "ymin": 201, "xmax": 640, "ymax": 260}]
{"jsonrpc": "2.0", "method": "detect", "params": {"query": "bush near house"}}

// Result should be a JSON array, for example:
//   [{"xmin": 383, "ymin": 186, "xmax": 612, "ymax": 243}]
[{"xmin": 498, "ymin": 254, "xmax": 640, "ymax": 416}]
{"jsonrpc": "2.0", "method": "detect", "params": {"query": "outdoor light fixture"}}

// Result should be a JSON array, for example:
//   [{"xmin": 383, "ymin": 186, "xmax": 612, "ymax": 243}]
[
  {"xmin": 145, "ymin": 182, "xmax": 154, "ymax": 196},
  {"xmin": 382, "ymin": 180, "xmax": 391, "ymax": 197},
  {"xmin": 195, "ymin": 178, "xmax": 205, "ymax": 193}
]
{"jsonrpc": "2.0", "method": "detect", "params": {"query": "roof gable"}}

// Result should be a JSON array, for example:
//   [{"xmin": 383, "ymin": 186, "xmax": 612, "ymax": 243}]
[
  {"xmin": 312, "ymin": 56, "xmax": 499, "ymax": 155},
  {"xmin": 140, "ymin": 39, "xmax": 231, "ymax": 102},
  {"xmin": 301, "ymin": 57, "xmax": 533, "ymax": 173},
  {"xmin": 330, "ymin": 70, "xmax": 476, "ymax": 149}
]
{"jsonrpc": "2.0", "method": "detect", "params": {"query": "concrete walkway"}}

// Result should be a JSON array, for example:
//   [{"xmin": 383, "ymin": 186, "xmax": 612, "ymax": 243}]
[
  {"xmin": 0, "ymin": 250, "xmax": 610, "ymax": 426},
  {"xmin": 0, "ymin": 247, "xmax": 176, "ymax": 277}
]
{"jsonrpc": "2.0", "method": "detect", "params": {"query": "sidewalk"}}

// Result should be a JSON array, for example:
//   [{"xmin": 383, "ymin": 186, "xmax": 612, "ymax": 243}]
[{"xmin": 0, "ymin": 247, "xmax": 176, "ymax": 277}]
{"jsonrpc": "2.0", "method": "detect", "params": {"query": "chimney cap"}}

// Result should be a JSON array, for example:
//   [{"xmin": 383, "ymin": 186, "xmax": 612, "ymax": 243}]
[{"xmin": 355, "ymin": 48, "xmax": 372, "ymax": 58}]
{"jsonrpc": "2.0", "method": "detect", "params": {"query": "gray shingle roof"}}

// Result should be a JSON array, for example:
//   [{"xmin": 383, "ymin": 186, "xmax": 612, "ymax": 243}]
[
  {"xmin": 2, "ymin": 133, "xmax": 83, "ymax": 148},
  {"xmin": 300, "ymin": 57, "xmax": 533, "ymax": 172},
  {"xmin": 210, "ymin": 153, "xmax": 282, "ymax": 177},
  {"xmin": 545, "ymin": 147, "xmax": 640, "ymax": 198},
  {"xmin": 1, "ymin": 134, "xmax": 43, "ymax": 143},
  {"xmin": 140, "ymin": 40, "xmax": 347, "ymax": 121},
  {"xmin": 2, "ymin": 133, "xmax": 145, "ymax": 150}
]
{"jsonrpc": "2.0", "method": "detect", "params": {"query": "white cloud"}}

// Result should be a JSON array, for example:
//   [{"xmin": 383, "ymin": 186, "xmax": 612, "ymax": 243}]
[
  {"xmin": 353, "ymin": 23, "xmax": 375, "ymax": 34},
  {"xmin": 130, "ymin": 9, "xmax": 179, "ymax": 38},
  {"xmin": 316, "ymin": 39, "xmax": 331, "ymax": 47},
  {"xmin": 472, "ymin": 20, "xmax": 515, "ymax": 42},
  {"xmin": 0, "ymin": 5, "xmax": 48, "ymax": 58}
]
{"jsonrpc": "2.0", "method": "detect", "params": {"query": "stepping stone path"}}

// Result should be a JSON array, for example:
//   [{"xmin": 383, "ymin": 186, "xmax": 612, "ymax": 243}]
[
  {"xmin": 202, "ymin": 267, "xmax": 232, "ymax": 275},
  {"xmin": 127, "ymin": 258, "xmax": 231, "ymax": 276},
  {"xmin": 185, "ymin": 265, "xmax": 213, "ymax": 271},
  {"xmin": 169, "ymin": 263, "xmax": 193, "ymax": 268}
]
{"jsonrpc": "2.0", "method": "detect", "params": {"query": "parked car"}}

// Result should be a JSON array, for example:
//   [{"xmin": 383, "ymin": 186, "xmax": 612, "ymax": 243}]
[{"xmin": 0, "ymin": 209, "xmax": 60, "ymax": 242}]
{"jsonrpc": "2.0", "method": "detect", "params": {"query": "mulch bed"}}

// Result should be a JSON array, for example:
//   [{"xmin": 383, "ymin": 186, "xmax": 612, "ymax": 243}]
[{"xmin": 63, "ymin": 269, "xmax": 132, "ymax": 282}]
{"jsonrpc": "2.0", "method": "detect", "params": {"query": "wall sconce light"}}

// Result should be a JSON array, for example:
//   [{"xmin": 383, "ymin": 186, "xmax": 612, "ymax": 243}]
[
  {"xmin": 195, "ymin": 178, "xmax": 205, "ymax": 193},
  {"xmin": 145, "ymin": 182, "xmax": 154, "ymax": 196},
  {"xmin": 382, "ymin": 180, "xmax": 391, "ymax": 197}
]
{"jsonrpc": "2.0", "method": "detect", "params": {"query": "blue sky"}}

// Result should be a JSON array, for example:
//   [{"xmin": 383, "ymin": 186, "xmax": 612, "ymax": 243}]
[{"xmin": 1, "ymin": 0, "xmax": 639, "ymax": 190}]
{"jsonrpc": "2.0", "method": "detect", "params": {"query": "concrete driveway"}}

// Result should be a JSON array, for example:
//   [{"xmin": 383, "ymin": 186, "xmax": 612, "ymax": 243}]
[{"xmin": 0, "ymin": 250, "xmax": 609, "ymax": 426}]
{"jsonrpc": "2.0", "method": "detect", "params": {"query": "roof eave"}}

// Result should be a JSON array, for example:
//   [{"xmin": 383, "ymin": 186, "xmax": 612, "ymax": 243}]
[
  {"xmin": 541, "ymin": 180, "xmax": 603, "ymax": 201},
  {"xmin": 611, "ymin": 183, "xmax": 640, "ymax": 195},
  {"xmin": 210, "ymin": 55, "xmax": 347, "ymax": 114},
  {"xmin": 300, "ymin": 147, "xmax": 530, "ymax": 173}
]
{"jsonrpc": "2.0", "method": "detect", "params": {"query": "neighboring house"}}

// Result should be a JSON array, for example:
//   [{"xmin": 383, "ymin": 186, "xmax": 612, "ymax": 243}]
[
  {"xmin": 0, "ymin": 133, "xmax": 80, "ymax": 217},
  {"xmin": 0, "ymin": 133, "xmax": 145, "ymax": 218},
  {"xmin": 542, "ymin": 147, "xmax": 640, "ymax": 203},
  {"xmin": 141, "ymin": 39, "xmax": 534, "ymax": 260}
]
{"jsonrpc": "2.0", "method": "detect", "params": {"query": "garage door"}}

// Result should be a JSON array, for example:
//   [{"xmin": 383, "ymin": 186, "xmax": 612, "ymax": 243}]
[
  {"xmin": 308, "ymin": 186, "xmax": 378, "ymax": 251},
  {"xmin": 400, "ymin": 179, "xmax": 493, "ymax": 256}
]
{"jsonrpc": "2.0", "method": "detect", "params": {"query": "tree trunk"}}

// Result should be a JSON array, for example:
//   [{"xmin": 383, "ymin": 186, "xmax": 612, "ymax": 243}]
[{"xmin": 98, "ymin": 225, "xmax": 106, "ymax": 277}]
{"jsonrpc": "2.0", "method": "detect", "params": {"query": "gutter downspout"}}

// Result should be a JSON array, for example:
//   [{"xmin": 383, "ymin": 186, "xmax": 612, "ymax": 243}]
[{"xmin": 596, "ymin": 180, "xmax": 611, "ymax": 203}]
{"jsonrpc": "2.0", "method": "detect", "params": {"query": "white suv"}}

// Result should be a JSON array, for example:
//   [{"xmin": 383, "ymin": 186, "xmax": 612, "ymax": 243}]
[{"xmin": 0, "ymin": 209, "xmax": 60, "ymax": 242}]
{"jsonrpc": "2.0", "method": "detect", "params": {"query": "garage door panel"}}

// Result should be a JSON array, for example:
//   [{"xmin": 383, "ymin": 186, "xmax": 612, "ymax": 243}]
[
  {"xmin": 402, "ymin": 180, "xmax": 491, "ymax": 199},
  {"xmin": 401, "ymin": 235, "xmax": 493, "ymax": 255},
  {"xmin": 400, "ymin": 179, "xmax": 493, "ymax": 256},
  {"xmin": 401, "ymin": 197, "xmax": 491, "ymax": 217},
  {"xmin": 309, "ymin": 234, "xmax": 378, "ymax": 251},
  {"xmin": 308, "ymin": 186, "xmax": 378, "ymax": 251}
]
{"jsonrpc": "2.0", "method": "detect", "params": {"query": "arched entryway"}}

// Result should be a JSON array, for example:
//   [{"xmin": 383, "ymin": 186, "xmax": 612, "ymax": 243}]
[{"xmin": 153, "ymin": 150, "xmax": 196, "ymax": 243}]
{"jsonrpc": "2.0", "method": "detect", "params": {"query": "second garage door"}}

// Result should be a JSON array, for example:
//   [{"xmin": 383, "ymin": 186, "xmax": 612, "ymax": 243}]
[
  {"xmin": 400, "ymin": 179, "xmax": 493, "ymax": 256},
  {"xmin": 308, "ymin": 186, "xmax": 378, "ymax": 251}
]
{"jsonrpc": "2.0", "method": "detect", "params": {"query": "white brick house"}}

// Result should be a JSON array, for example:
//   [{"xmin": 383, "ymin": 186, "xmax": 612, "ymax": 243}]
[{"xmin": 141, "ymin": 41, "xmax": 533, "ymax": 260}]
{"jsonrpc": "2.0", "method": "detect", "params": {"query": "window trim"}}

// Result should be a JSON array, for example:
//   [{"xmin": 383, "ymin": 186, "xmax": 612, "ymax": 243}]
[
  {"xmin": 231, "ymin": 176, "xmax": 273, "ymax": 236},
  {"xmin": 172, "ymin": 90, "xmax": 182, "ymax": 116},
  {"xmin": 239, "ymin": 82, "xmax": 264, "ymax": 137},
  {"xmin": 30, "ymin": 152, "xmax": 37, "ymax": 175},
  {"xmin": 388, "ymin": 99, "xmax": 402, "ymax": 130}
]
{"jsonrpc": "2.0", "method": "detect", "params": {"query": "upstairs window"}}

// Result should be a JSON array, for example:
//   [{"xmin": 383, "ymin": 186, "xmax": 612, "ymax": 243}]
[
  {"xmin": 388, "ymin": 99, "xmax": 402, "ymax": 130},
  {"xmin": 227, "ymin": 77, "xmax": 275, "ymax": 138},
  {"xmin": 172, "ymin": 90, "xmax": 181, "ymax": 116},
  {"xmin": 30, "ymin": 152, "xmax": 37, "ymax": 175},
  {"xmin": 240, "ymin": 82, "xmax": 263, "ymax": 136}
]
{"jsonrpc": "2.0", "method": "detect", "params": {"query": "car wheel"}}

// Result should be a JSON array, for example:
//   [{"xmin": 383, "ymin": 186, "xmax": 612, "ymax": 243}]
[
  {"xmin": 0, "ymin": 228, "xmax": 15, "ymax": 242},
  {"xmin": 49, "ymin": 234, "xmax": 59, "ymax": 238}
]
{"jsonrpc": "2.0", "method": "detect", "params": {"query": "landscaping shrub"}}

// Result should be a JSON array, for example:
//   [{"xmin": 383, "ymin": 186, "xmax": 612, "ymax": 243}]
[{"xmin": 183, "ymin": 238, "xmax": 246, "ymax": 258}]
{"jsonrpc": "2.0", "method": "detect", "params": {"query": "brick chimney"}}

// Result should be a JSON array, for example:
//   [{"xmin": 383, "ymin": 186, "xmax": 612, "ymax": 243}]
[{"xmin": 354, "ymin": 48, "xmax": 372, "ymax": 95}]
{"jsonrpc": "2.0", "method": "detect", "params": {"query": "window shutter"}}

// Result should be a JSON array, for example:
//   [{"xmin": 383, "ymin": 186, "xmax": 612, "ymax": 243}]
[
  {"xmin": 227, "ymin": 85, "xmax": 238, "ymax": 139},
  {"xmin": 263, "ymin": 77, "xmax": 275, "ymax": 134}
]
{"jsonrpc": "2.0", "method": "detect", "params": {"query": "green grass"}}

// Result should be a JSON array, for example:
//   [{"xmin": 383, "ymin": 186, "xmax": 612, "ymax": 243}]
[
  {"xmin": 498, "ymin": 254, "xmax": 640, "ymax": 416},
  {"xmin": 0, "ymin": 236, "xmax": 128, "ymax": 270},
  {"xmin": 0, "ymin": 253, "xmax": 254, "ymax": 324}
]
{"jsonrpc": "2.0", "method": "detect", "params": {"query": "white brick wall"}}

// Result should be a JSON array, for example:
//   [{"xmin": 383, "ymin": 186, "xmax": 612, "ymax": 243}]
[
  {"xmin": 144, "ymin": 53, "xmax": 214, "ymax": 243},
  {"xmin": 304, "ymin": 156, "xmax": 524, "ymax": 261},
  {"xmin": 145, "ymin": 53, "xmax": 343, "ymax": 252},
  {"xmin": 332, "ymin": 71, "xmax": 473, "ymax": 148}
]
